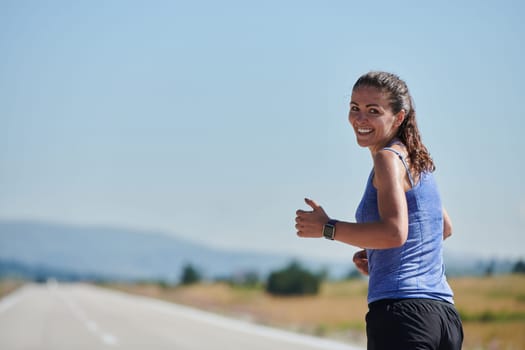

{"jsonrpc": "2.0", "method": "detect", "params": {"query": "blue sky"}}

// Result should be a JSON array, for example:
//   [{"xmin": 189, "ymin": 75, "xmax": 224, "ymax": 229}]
[{"xmin": 1, "ymin": 0, "xmax": 523, "ymax": 262}]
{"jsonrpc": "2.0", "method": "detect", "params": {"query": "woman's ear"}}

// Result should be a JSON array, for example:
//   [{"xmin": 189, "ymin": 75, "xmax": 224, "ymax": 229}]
[{"xmin": 395, "ymin": 109, "xmax": 406, "ymax": 127}]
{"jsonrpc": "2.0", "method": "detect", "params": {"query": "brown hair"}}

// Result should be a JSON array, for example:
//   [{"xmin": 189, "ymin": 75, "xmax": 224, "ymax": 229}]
[{"xmin": 352, "ymin": 71, "xmax": 435, "ymax": 174}]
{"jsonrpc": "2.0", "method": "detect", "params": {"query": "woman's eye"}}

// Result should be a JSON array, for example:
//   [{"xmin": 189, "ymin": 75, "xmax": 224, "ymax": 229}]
[
  {"xmin": 369, "ymin": 108, "xmax": 379, "ymax": 114},
  {"xmin": 350, "ymin": 106, "xmax": 359, "ymax": 112}
]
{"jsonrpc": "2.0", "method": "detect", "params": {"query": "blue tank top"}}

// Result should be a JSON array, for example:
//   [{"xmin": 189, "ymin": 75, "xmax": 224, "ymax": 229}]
[{"xmin": 355, "ymin": 147, "xmax": 454, "ymax": 304}]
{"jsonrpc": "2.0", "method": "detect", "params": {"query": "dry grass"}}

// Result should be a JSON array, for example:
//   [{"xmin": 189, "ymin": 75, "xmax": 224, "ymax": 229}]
[
  {"xmin": 449, "ymin": 276, "xmax": 525, "ymax": 350},
  {"xmin": 0, "ymin": 279, "xmax": 24, "ymax": 299},
  {"xmin": 108, "ymin": 275, "xmax": 525, "ymax": 350},
  {"xmin": 462, "ymin": 322, "xmax": 525, "ymax": 350},
  {"xmin": 450, "ymin": 276, "xmax": 525, "ymax": 315}
]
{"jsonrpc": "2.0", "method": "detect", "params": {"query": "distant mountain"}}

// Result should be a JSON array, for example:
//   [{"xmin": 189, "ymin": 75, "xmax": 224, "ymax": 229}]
[
  {"xmin": 0, "ymin": 220, "xmax": 346, "ymax": 283},
  {"xmin": 0, "ymin": 220, "xmax": 516, "ymax": 283}
]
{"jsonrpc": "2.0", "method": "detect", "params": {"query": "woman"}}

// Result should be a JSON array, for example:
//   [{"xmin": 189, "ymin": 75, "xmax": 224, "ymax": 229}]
[{"xmin": 295, "ymin": 71, "xmax": 463, "ymax": 350}]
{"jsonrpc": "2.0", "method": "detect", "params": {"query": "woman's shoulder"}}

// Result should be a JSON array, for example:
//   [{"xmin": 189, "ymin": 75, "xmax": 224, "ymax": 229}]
[
  {"xmin": 374, "ymin": 144, "xmax": 416, "ymax": 190},
  {"xmin": 373, "ymin": 145, "xmax": 407, "ymax": 170},
  {"xmin": 372, "ymin": 148, "xmax": 407, "ymax": 187}
]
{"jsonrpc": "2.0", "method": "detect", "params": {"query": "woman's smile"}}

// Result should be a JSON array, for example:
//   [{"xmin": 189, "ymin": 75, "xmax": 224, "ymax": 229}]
[{"xmin": 357, "ymin": 127, "xmax": 374, "ymax": 135}]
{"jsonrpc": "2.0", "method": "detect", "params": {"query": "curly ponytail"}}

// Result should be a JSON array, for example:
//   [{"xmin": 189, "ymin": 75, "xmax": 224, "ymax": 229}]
[{"xmin": 353, "ymin": 71, "xmax": 435, "ymax": 175}]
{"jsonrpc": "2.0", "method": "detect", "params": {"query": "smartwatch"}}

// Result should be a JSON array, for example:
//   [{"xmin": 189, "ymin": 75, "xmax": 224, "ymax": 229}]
[{"xmin": 322, "ymin": 219, "xmax": 338, "ymax": 240}]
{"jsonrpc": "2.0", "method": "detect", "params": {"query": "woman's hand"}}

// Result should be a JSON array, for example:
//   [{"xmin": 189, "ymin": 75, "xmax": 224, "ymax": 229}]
[
  {"xmin": 295, "ymin": 198, "xmax": 329, "ymax": 238},
  {"xmin": 353, "ymin": 249, "xmax": 369, "ymax": 276}
]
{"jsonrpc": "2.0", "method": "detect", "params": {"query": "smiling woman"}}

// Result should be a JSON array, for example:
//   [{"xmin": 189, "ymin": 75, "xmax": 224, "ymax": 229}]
[
  {"xmin": 295, "ymin": 71, "xmax": 463, "ymax": 350},
  {"xmin": 350, "ymin": 73, "xmax": 435, "ymax": 177}
]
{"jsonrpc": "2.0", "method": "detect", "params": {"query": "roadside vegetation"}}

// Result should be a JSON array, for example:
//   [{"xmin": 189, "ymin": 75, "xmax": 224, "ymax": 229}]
[{"xmin": 0, "ymin": 279, "xmax": 24, "ymax": 299}]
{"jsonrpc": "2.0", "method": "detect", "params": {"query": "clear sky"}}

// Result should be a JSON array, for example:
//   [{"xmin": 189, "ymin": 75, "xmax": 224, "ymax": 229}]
[{"xmin": 1, "ymin": 0, "xmax": 524, "ymax": 262}]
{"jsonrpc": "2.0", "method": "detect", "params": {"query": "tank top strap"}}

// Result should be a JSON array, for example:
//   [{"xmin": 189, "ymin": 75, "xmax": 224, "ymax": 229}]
[{"xmin": 382, "ymin": 147, "xmax": 415, "ymax": 187}]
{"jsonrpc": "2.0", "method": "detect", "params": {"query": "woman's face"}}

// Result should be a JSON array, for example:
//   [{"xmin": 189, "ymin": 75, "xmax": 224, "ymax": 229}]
[{"xmin": 348, "ymin": 86, "xmax": 404, "ymax": 153}]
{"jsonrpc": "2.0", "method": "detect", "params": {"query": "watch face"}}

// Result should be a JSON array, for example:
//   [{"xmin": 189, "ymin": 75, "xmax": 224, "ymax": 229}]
[{"xmin": 323, "ymin": 225, "xmax": 335, "ymax": 240}]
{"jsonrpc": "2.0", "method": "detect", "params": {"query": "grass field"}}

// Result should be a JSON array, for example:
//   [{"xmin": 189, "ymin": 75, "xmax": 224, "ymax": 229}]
[
  {"xmin": 1, "ymin": 275, "xmax": 524, "ymax": 349},
  {"xmin": 449, "ymin": 276, "xmax": 525, "ymax": 350}
]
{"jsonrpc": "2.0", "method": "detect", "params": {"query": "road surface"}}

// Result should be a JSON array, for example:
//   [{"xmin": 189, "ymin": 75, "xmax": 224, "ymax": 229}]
[{"xmin": 0, "ymin": 282, "xmax": 364, "ymax": 350}]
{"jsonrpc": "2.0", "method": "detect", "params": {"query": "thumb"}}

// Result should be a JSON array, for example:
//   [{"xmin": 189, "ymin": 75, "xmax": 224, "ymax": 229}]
[{"xmin": 304, "ymin": 197, "xmax": 321, "ymax": 210}]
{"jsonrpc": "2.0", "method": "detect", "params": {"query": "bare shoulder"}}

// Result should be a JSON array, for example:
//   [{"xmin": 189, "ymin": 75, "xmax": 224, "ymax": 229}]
[
  {"xmin": 372, "ymin": 149, "xmax": 406, "ymax": 188},
  {"xmin": 373, "ymin": 148, "xmax": 403, "ymax": 172}
]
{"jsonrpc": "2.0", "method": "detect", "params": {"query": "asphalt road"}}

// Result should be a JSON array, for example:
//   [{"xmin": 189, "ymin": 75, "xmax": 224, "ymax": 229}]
[{"xmin": 0, "ymin": 282, "xmax": 364, "ymax": 350}]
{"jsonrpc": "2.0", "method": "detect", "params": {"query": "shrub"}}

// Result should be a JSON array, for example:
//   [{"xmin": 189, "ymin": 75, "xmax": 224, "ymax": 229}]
[
  {"xmin": 266, "ymin": 261, "xmax": 321, "ymax": 296},
  {"xmin": 512, "ymin": 260, "xmax": 525, "ymax": 274},
  {"xmin": 180, "ymin": 263, "xmax": 201, "ymax": 285}
]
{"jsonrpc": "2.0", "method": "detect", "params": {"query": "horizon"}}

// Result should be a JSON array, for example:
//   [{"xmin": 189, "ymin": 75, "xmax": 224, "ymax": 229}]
[
  {"xmin": 1, "ymin": 219, "xmax": 521, "ymax": 286},
  {"xmin": 1, "ymin": 218, "xmax": 522, "ymax": 263}
]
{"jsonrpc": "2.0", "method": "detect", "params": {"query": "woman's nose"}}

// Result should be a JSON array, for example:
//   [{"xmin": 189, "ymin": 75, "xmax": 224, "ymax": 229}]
[{"xmin": 351, "ymin": 111, "xmax": 366, "ymax": 122}]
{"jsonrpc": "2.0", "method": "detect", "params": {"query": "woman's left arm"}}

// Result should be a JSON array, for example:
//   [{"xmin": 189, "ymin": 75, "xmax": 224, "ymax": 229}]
[{"xmin": 443, "ymin": 207, "xmax": 453, "ymax": 240}]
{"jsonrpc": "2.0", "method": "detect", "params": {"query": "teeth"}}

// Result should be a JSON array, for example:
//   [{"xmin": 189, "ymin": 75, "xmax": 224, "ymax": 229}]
[{"xmin": 357, "ymin": 128, "xmax": 373, "ymax": 134}]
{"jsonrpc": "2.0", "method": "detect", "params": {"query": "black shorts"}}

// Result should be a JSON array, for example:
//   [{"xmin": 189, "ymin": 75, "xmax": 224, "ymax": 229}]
[{"xmin": 366, "ymin": 298, "xmax": 464, "ymax": 350}]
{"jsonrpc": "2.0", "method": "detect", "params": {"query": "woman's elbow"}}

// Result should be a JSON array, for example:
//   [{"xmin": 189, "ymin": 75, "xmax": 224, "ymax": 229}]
[
  {"xmin": 391, "ymin": 231, "xmax": 408, "ymax": 247},
  {"xmin": 386, "ymin": 225, "xmax": 408, "ymax": 248}
]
